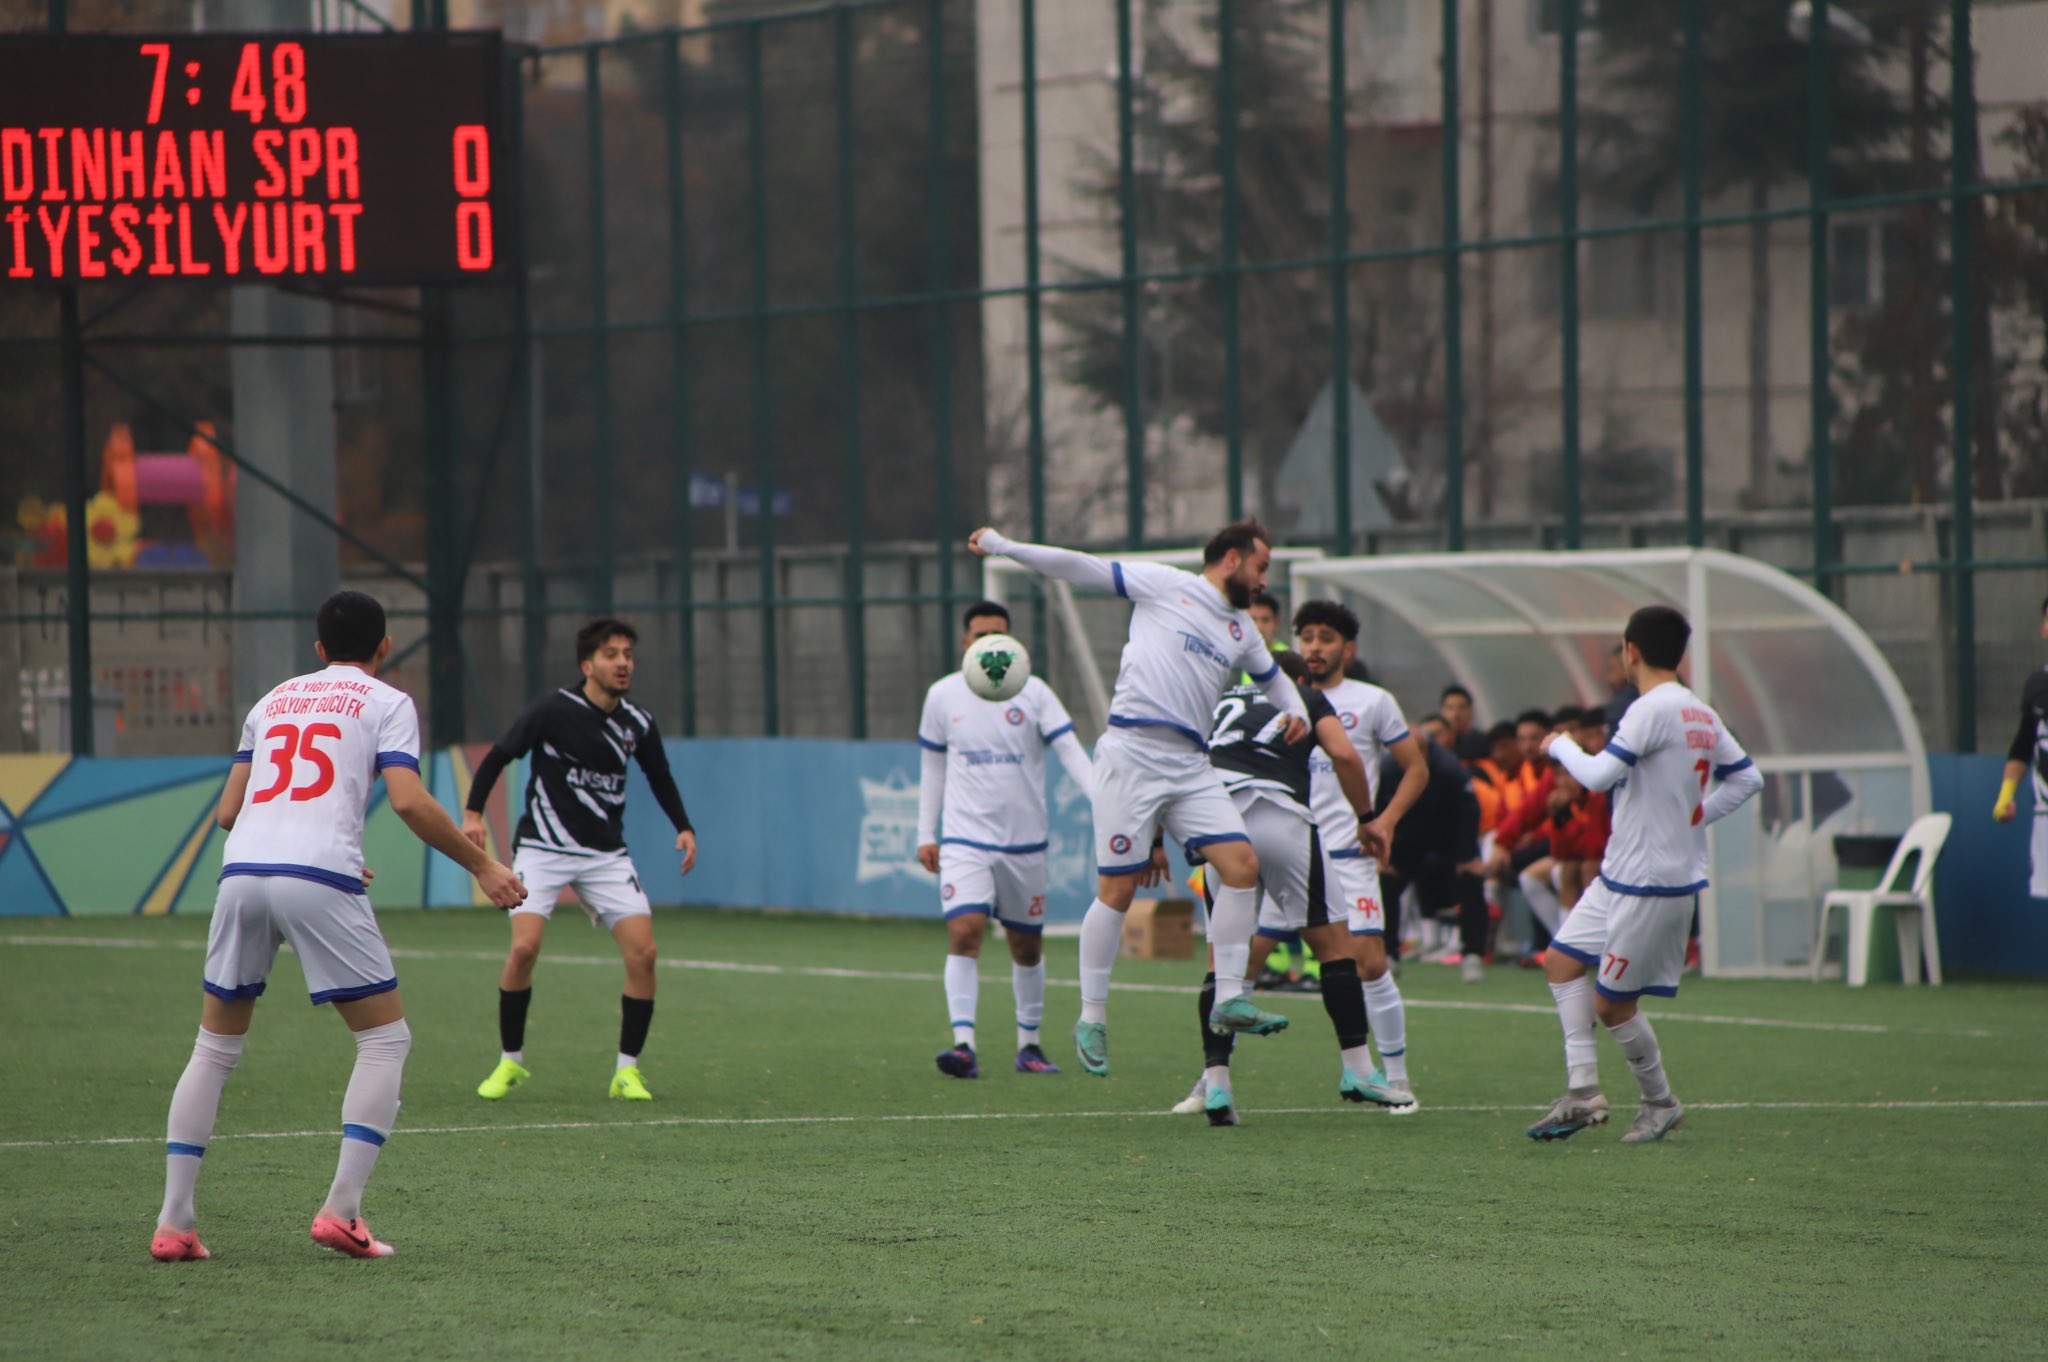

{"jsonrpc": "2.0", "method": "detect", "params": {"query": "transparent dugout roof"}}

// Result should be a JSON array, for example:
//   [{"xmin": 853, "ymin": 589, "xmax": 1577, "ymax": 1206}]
[{"xmin": 1289, "ymin": 549, "xmax": 1929, "ymax": 814}]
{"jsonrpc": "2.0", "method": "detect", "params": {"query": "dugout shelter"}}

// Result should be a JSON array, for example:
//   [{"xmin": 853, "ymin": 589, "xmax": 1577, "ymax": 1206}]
[{"xmin": 1289, "ymin": 549, "xmax": 1931, "ymax": 979}]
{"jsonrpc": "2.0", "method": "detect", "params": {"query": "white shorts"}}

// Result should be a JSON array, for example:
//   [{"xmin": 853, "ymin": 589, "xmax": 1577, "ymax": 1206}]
[
  {"xmin": 1092, "ymin": 728, "xmax": 1248, "ymax": 874},
  {"xmin": 2032, "ymin": 814, "xmax": 2048, "ymax": 899},
  {"xmin": 510, "ymin": 846, "xmax": 652, "ymax": 931},
  {"xmin": 204, "ymin": 873, "xmax": 397, "ymax": 1006},
  {"xmin": 1324, "ymin": 846, "xmax": 1386, "ymax": 936},
  {"xmin": 1227, "ymin": 796, "xmax": 1332, "ymax": 935},
  {"xmin": 938, "ymin": 844, "xmax": 1048, "ymax": 935},
  {"xmin": 1551, "ymin": 877, "xmax": 1691, "ymax": 1001}
]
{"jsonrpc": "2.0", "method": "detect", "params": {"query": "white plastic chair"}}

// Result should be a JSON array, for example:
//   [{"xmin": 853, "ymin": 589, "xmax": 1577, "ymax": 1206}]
[{"xmin": 1810, "ymin": 813, "xmax": 1950, "ymax": 987}]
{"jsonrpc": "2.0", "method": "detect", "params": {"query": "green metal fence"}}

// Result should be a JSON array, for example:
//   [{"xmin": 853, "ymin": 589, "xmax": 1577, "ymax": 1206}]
[{"xmin": 4, "ymin": 0, "xmax": 2046, "ymax": 758}]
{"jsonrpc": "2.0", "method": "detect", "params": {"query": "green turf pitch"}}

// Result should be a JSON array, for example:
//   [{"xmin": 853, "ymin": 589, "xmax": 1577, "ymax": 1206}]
[{"xmin": 3, "ymin": 909, "xmax": 2045, "ymax": 1361}]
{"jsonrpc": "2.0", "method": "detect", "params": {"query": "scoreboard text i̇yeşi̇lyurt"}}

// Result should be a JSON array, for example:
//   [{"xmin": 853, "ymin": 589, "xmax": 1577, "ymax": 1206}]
[{"xmin": 0, "ymin": 32, "xmax": 509, "ymax": 285}]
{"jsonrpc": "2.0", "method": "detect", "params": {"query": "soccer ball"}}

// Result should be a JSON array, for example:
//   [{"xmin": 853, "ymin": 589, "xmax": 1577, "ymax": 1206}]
[{"xmin": 962, "ymin": 633, "xmax": 1031, "ymax": 702}]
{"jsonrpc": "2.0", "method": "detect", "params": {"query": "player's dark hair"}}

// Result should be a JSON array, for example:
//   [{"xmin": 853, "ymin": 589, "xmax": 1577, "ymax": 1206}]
[
  {"xmin": 1344, "ymin": 657, "xmax": 1373, "ymax": 683},
  {"xmin": 1625, "ymin": 604, "xmax": 1692, "ymax": 670},
  {"xmin": 1551, "ymin": 704, "xmax": 1585, "ymax": 728},
  {"xmin": 1516, "ymin": 708, "xmax": 1552, "ymax": 730},
  {"xmin": 1250, "ymin": 589, "xmax": 1281, "ymax": 615},
  {"xmin": 1203, "ymin": 518, "xmax": 1270, "ymax": 565},
  {"xmin": 1420, "ymin": 712, "xmax": 1447, "ymax": 728},
  {"xmin": 1440, "ymin": 683, "xmax": 1473, "ymax": 706},
  {"xmin": 576, "ymin": 617, "xmax": 638, "ymax": 664},
  {"xmin": 1577, "ymin": 705, "xmax": 1606, "ymax": 729},
  {"xmin": 1273, "ymin": 649, "xmax": 1310, "ymax": 683},
  {"xmin": 316, "ymin": 590, "xmax": 386, "ymax": 663},
  {"xmin": 1291, "ymin": 598, "xmax": 1360, "ymax": 642},
  {"xmin": 962, "ymin": 600, "xmax": 1011, "ymax": 631},
  {"xmin": 1488, "ymin": 720, "xmax": 1518, "ymax": 744}
]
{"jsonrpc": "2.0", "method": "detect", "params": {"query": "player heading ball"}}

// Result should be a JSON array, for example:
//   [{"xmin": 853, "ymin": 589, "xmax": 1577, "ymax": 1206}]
[{"xmin": 970, "ymin": 520, "xmax": 1310, "ymax": 1077}]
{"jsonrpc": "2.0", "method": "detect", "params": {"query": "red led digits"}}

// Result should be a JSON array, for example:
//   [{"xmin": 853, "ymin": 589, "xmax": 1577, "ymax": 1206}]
[
  {"xmin": 3, "ymin": 35, "xmax": 505, "ymax": 281},
  {"xmin": 452, "ymin": 123, "xmax": 492, "ymax": 271}
]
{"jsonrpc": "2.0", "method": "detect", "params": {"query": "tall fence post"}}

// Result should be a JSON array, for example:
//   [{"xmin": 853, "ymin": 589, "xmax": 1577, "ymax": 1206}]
[
  {"xmin": 745, "ymin": 22, "xmax": 779, "ymax": 735},
  {"xmin": 585, "ymin": 46, "xmax": 614, "ymax": 613},
  {"xmin": 1021, "ymin": 0, "xmax": 1049, "ymax": 659},
  {"xmin": 1115, "ymin": 0, "xmax": 1144, "ymax": 548},
  {"xmin": 1559, "ymin": 0, "xmax": 1582, "ymax": 549},
  {"xmin": 51, "ymin": 0, "xmax": 93, "ymax": 754},
  {"xmin": 1949, "ymin": 0, "xmax": 1978, "ymax": 750},
  {"xmin": 928, "ymin": 0, "xmax": 956, "ymax": 676},
  {"xmin": 664, "ymin": 36, "xmax": 697, "ymax": 735},
  {"xmin": 513, "ymin": 59, "xmax": 545, "ymax": 703},
  {"xmin": 1681, "ymin": 0, "xmax": 1705, "ymax": 548},
  {"xmin": 1806, "ymin": 0, "xmax": 1835, "ymax": 599},
  {"xmin": 1439, "ymin": 0, "xmax": 1464, "ymax": 551},
  {"xmin": 1218, "ymin": 0, "xmax": 1244, "ymax": 523},
  {"xmin": 836, "ymin": 7, "xmax": 869, "ymax": 738},
  {"xmin": 1328, "ymin": 0, "xmax": 1351, "ymax": 554}
]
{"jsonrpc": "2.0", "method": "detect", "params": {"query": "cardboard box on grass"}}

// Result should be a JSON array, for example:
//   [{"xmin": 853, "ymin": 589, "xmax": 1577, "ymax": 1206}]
[{"xmin": 1121, "ymin": 898, "xmax": 1195, "ymax": 960}]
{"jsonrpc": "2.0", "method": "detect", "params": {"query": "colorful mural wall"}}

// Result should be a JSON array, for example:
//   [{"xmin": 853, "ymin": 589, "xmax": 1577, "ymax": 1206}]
[{"xmin": 0, "ymin": 748, "xmax": 536, "ymax": 917}]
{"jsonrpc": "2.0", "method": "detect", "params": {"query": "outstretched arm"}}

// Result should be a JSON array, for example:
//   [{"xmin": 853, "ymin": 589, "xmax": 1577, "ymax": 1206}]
[
  {"xmin": 968, "ymin": 528, "xmax": 1118, "ymax": 594},
  {"xmin": 384, "ymin": 767, "xmax": 526, "ymax": 909}
]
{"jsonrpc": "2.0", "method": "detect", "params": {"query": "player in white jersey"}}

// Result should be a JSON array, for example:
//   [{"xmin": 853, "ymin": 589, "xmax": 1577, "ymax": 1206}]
[
  {"xmin": 1291, "ymin": 599, "xmax": 1430, "ymax": 1109},
  {"xmin": 1526, "ymin": 605, "xmax": 1762, "ymax": 1144},
  {"xmin": 917, "ymin": 600, "xmax": 1095, "ymax": 1078},
  {"xmin": 149, "ymin": 592, "xmax": 525, "ymax": 1264},
  {"xmin": 969, "ymin": 520, "xmax": 1311, "ymax": 1076}
]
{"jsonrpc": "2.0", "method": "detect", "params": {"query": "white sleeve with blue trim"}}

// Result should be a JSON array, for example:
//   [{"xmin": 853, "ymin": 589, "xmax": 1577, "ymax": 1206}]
[
  {"xmin": 374, "ymin": 693, "xmax": 423, "ymax": 774},
  {"xmin": 1108, "ymin": 559, "xmax": 1191, "ymax": 602},
  {"xmin": 1603, "ymin": 692, "xmax": 1665, "ymax": 774},
  {"xmin": 1035, "ymin": 679, "xmax": 1077, "ymax": 745},
  {"xmin": 1549, "ymin": 734, "xmax": 1632, "ymax": 794},
  {"xmin": 978, "ymin": 531, "xmax": 1119, "ymax": 594},
  {"xmin": 1050, "ymin": 731, "xmax": 1093, "ymax": 800},
  {"xmin": 1369, "ymin": 689, "xmax": 1411, "ymax": 751},
  {"xmin": 1700, "ymin": 725, "xmax": 1762, "ymax": 826},
  {"xmin": 917, "ymin": 682, "xmax": 949, "ymax": 754},
  {"xmin": 1248, "ymin": 641, "xmax": 1307, "ymax": 720}
]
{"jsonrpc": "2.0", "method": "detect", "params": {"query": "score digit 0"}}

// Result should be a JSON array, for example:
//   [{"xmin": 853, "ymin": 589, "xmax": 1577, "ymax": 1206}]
[{"xmin": 452, "ymin": 124, "xmax": 492, "ymax": 271}]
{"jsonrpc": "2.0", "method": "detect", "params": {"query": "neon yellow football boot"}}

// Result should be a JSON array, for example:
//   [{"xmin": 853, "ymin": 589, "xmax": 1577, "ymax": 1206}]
[
  {"xmin": 476, "ymin": 1058, "xmax": 530, "ymax": 1100},
  {"xmin": 609, "ymin": 1064, "xmax": 653, "ymax": 1101}
]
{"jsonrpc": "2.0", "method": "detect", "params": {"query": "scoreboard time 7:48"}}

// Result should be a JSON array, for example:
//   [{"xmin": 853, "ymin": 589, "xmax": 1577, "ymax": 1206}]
[{"xmin": 0, "ymin": 32, "xmax": 508, "ymax": 285}]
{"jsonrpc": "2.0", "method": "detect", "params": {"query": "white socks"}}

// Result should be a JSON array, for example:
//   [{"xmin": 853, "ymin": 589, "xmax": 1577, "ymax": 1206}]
[
  {"xmin": 1549, "ymin": 977, "xmax": 1600, "ymax": 1089},
  {"xmin": 1203, "ymin": 1063, "xmax": 1231, "ymax": 1096},
  {"xmin": 1207, "ymin": 884, "xmax": 1260, "ymax": 1002},
  {"xmin": 1521, "ymin": 868, "xmax": 1564, "ymax": 935},
  {"xmin": 1012, "ymin": 960, "xmax": 1046, "ymax": 1050},
  {"xmin": 502, "ymin": 1049, "xmax": 524, "ymax": 1066},
  {"xmin": 158, "ymin": 1027, "xmax": 245, "ymax": 1232},
  {"xmin": 1608, "ymin": 1013, "xmax": 1673, "ymax": 1103},
  {"xmin": 1077, "ymin": 900, "xmax": 1123, "ymax": 1024},
  {"xmin": 1361, "ymin": 972, "xmax": 1407, "ymax": 1083},
  {"xmin": 1340, "ymin": 1043, "xmax": 1374, "ymax": 1077},
  {"xmin": 944, "ymin": 955, "xmax": 979, "ymax": 1047},
  {"xmin": 324, "ymin": 1019, "xmax": 411, "ymax": 1222}
]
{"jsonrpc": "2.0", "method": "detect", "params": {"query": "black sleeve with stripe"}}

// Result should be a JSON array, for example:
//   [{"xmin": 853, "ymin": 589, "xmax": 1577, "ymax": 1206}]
[
  {"xmin": 466, "ymin": 694, "xmax": 553, "ymax": 813},
  {"xmin": 632, "ymin": 714, "xmax": 692, "ymax": 833}
]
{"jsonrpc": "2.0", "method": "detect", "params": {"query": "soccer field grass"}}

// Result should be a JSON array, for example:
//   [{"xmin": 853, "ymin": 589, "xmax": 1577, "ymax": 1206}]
[{"xmin": 3, "ymin": 909, "xmax": 2045, "ymax": 1361}]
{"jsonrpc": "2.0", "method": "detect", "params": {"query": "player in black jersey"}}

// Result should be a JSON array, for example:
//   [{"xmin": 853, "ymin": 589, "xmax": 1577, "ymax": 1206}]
[
  {"xmin": 1175, "ymin": 651, "xmax": 1381, "ymax": 1125},
  {"xmin": 463, "ymin": 618, "xmax": 697, "ymax": 1103},
  {"xmin": 1993, "ymin": 596, "xmax": 2048, "ymax": 898}
]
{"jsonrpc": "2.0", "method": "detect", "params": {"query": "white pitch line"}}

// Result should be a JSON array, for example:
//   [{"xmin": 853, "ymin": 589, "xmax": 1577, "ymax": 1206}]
[
  {"xmin": 4, "ymin": 1098, "xmax": 2045, "ymax": 1153},
  {"xmin": 0, "ymin": 933, "xmax": 2002, "ymax": 1039}
]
